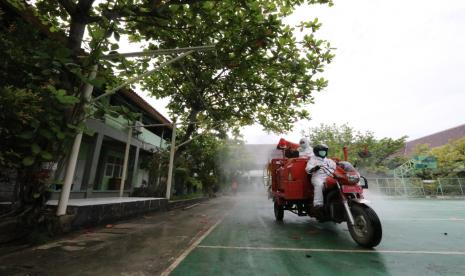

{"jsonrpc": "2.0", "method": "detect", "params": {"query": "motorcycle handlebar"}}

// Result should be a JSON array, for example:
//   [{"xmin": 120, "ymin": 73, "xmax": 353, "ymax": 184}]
[
  {"xmin": 311, "ymin": 165, "xmax": 336, "ymax": 177},
  {"xmin": 314, "ymin": 165, "xmax": 348, "ymax": 180}
]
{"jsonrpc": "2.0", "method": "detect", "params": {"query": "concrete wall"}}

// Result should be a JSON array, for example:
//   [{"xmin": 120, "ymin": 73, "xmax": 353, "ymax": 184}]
[
  {"xmin": 54, "ymin": 198, "xmax": 169, "ymax": 230},
  {"xmin": 49, "ymin": 191, "xmax": 131, "ymax": 200},
  {"xmin": 103, "ymin": 114, "xmax": 165, "ymax": 148}
]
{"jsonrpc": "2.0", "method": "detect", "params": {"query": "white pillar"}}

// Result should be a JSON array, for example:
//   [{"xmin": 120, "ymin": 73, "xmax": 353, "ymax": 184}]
[
  {"xmin": 120, "ymin": 126, "xmax": 132, "ymax": 197},
  {"xmin": 57, "ymin": 65, "xmax": 98, "ymax": 216},
  {"xmin": 156, "ymin": 129, "xmax": 165, "ymax": 188},
  {"xmin": 165, "ymin": 123, "xmax": 177, "ymax": 199}
]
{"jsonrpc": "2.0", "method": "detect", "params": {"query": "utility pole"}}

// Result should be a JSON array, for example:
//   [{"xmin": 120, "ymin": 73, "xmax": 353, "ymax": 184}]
[
  {"xmin": 56, "ymin": 65, "xmax": 98, "ymax": 216},
  {"xmin": 165, "ymin": 123, "xmax": 177, "ymax": 199},
  {"xmin": 119, "ymin": 126, "xmax": 133, "ymax": 197},
  {"xmin": 156, "ymin": 129, "xmax": 165, "ymax": 188}
]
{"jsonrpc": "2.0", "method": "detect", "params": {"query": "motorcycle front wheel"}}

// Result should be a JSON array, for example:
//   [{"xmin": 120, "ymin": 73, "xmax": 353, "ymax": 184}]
[{"xmin": 348, "ymin": 204, "xmax": 382, "ymax": 248}]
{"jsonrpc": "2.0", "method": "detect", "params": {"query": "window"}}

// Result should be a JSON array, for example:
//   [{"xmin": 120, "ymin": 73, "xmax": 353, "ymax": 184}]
[
  {"xmin": 104, "ymin": 156, "xmax": 123, "ymax": 178},
  {"xmin": 104, "ymin": 163, "xmax": 114, "ymax": 177}
]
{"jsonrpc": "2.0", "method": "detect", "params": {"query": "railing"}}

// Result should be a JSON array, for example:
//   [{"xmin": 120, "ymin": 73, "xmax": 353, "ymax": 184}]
[{"xmin": 367, "ymin": 178, "xmax": 465, "ymax": 197}]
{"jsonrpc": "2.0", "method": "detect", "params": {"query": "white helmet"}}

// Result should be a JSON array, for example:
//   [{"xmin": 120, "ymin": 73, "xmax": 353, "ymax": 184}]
[{"xmin": 299, "ymin": 138, "xmax": 310, "ymax": 149}]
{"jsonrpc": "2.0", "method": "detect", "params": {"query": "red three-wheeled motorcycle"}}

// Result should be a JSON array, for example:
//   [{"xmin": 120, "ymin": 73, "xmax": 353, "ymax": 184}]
[{"xmin": 267, "ymin": 139, "xmax": 382, "ymax": 248}]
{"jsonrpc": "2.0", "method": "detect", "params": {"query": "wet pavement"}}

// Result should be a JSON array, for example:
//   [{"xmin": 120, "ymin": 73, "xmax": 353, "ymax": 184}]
[
  {"xmin": 171, "ymin": 192, "xmax": 465, "ymax": 275},
  {"xmin": 1, "ymin": 192, "xmax": 465, "ymax": 275},
  {"xmin": 0, "ymin": 197, "xmax": 235, "ymax": 276}
]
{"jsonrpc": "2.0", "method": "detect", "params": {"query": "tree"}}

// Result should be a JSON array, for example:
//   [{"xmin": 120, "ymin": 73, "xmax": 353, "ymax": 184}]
[
  {"xmin": 412, "ymin": 143, "xmax": 431, "ymax": 156},
  {"xmin": 132, "ymin": 134, "xmax": 253, "ymax": 197},
  {"xmin": 305, "ymin": 123, "xmax": 407, "ymax": 175},
  {"xmin": 134, "ymin": 1, "xmax": 334, "ymax": 149},
  {"xmin": 24, "ymin": 0, "xmax": 335, "ymax": 157},
  {"xmin": 0, "ymin": 7, "xmax": 81, "ymax": 209},
  {"xmin": 184, "ymin": 133, "xmax": 224, "ymax": 195},
  {"xmin": 430, "ymin": 137, "xmax": 465, "ymax": 178},
  {"xmin": 216, "ymin": 137, "xmax": 255, "ymax": 189},
  {"xmin": 2, "ymin": 0, "xmax": 333, "ymax": 217},
  {"xmin": 25, "ymin": 0, "xmax": 335, "ymax": 187},
  {"xmin": 170, "ymin": 134, "xmax": 255, "ymax": 196}
]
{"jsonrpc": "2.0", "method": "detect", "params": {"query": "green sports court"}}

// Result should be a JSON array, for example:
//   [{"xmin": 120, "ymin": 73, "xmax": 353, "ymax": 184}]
[{"xmin": 171, "ymin": 194, "xmax": 465, "ymax": 275}]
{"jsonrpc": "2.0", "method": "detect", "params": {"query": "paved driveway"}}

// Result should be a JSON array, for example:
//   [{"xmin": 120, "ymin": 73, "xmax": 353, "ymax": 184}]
[{"xmin": 0, "ymin": 197, "xmax": 234, "ymax": 276}]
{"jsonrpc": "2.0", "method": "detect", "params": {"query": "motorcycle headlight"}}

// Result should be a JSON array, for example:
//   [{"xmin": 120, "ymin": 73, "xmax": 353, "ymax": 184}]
[{"xmin": 346, "ymin": 173, "xmax": 360, "ymax": 184}]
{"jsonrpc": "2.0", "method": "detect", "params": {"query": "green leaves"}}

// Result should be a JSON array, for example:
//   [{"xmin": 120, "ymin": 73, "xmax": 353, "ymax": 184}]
[
  {"xmin": 54, "ymin": 46, "xmax": 71, "ymax": 60},
  {"xmin": 56, "ymin": 131, "xmax": 66, "ymax": 140},
  {"xmin": 56, "ymin": 90, "xmax": 80, "ymax": 105},
  {"xmin": 305, "ymin": 123, "xmax": 407, "ymax": 175},
  {"xmin": 202, "ymin": 2, "xmax": 215, "ymax": 10},
  {"xmin": 39, "ymin": 129, "xmax": 54, "ymax": 140},
  {"xmin": 88, "ymin": 77, "xmax": 106, "ymax": 89},
  {"xmin": 22, "ymin": 156, "xmax": 35, "ymax": 166},
  {"xmin": 18, "ymin": 131, "xmax": 34, "ymax": 140},
  {"xmin": 129, "ymin": 0, "xmax": 334, "ymax": 137},
  {"xmin": 429, "ymin": 137, "xmax": 465, "ymax": 178},
  {"xmin": 31, "ymin": 143, "xmax": 41, "ymax": 155},
  {"xmin": 40, "ymin": 151, "xmax": 53, "ymax": 161},
  {"xmin": 46, "ymin": 85, "xmax": 80, "ymax": 105}
]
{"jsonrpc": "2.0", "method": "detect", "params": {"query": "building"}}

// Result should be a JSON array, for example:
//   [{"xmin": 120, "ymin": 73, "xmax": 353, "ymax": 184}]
[
  {"xmin": 400, "ymin": 124, "xmax": 465, "ymax": 156},
  {"xmin": 52, "ymin": 89, "xmax": 172, "ymax": 199}
]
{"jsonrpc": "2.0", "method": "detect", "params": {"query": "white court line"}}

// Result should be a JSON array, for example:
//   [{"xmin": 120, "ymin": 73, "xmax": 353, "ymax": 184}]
[
  {"xmin": 382, "ymin": 218, "xmax": 465, "ymax": 221},
  {"xmin": 160, "ymin": 213, "xmax": 228, "ymax": 276},
  {"xmin": 197, "ymin": 245, "xmax": 465, "ymax": 255}
]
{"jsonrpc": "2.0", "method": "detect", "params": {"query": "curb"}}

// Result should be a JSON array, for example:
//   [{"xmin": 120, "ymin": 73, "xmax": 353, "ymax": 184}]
[{"xmin": 168, "ymin": 197, "xmax": 209, "ymax": 210}]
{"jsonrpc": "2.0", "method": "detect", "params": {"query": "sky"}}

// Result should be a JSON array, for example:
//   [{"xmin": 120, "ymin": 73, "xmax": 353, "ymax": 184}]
[{"xmin": 132, "ymin": 0, "xmax": 465, "ymax": 144}]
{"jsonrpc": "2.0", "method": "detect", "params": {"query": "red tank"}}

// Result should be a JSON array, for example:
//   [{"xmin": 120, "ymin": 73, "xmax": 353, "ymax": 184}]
[
  {"xmin": 269, "ymin": 157, "xmax": 314, "ymax": 201},
  {"xmin": 278, "ymin": 158, "xmax": 312, "ymax": 200}
]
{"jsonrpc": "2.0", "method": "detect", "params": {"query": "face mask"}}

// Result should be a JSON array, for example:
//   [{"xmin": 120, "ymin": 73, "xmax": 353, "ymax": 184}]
[{"xmin": 318, "ymin": 151, "xmax": 327, "ymax": 157}]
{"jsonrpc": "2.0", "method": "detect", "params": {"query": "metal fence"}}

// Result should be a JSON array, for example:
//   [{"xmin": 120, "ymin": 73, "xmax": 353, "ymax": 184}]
[{"xmin": 367, "ymin": 178, "xmax": 465, "ymax": 197}]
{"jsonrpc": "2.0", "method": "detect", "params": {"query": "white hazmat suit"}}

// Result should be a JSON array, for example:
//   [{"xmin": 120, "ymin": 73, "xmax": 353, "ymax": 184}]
[
  {"xmin": 305, "ymin": 155, "xmax": 336, "ymax": 207},
  {"xmin": 298, "ymin": 138, "xmax": 314, "ymax": 158}
]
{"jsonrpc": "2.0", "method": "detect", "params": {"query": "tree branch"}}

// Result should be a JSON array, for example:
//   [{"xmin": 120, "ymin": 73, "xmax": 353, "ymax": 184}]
[
  {"xmin": 168, "ymin": 72, "xmax": 185, "ymax": 95},
  {"xmin": 58, "ymin": 0, "xmax": 76, "ymax": 15},
  {"xmin": 65, "ymin": 0, "xmax": 96, "ymax": 53},
  {"xmin": 75, "ymin": 0, "xmax": 95, "ymax": 17},
  {"xmin": 175, "ymin": 109, "xmax": 200, "ymax": 157},
  {"xmin": 167, "ymin": 0, "xmax": 219, "ymax": 5},
  {"xmin": 118, "ymin": 18, "xmax": 191, "ymax": 30},
  {"xmin": 211, "ymin": 68, "xmax": 227, "ymax": 83}
]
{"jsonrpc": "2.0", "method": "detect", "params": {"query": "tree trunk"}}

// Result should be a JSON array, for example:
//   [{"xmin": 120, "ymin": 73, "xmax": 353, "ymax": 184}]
[
  {"xmin": 67, "ymin": 0, "xmax": 95, "ymax": 55},
  {"xmin": 174, "ymin": 108, "xmax": 200, "ymax": 159},
  {"xmin": 68, "ymin": 19, "xmax": 87, "ymax": 55}
]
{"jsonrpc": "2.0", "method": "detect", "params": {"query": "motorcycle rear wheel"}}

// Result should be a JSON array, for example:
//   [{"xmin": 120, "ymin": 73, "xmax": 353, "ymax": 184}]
[
  {"xmin": 274, "ymin": 201, "xmax": 284, "ymax": 221},
  {"xmin": 348, "ymin": 204, "xmax": 382, "ymax": 248}
]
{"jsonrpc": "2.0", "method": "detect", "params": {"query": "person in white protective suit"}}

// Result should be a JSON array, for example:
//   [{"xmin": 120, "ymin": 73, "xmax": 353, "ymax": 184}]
[
  {"xmin": 305, "ymin": 144, "xmax": 336, "ymax": 210},
  {"xmin": 298, "ymin": 138, "xmax": 314, "ymax": 158}
]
